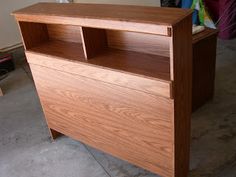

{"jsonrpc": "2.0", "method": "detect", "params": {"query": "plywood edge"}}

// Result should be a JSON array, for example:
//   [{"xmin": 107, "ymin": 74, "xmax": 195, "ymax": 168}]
[{"xmin": 25, "ymin": 51, "xmax": 173, "ymax": 98}]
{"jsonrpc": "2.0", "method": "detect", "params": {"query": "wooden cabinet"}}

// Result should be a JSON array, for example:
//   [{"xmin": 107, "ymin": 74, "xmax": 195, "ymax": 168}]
[{"xmin": 13, "ymin": 3, "xmax": 193, "ymax": 177}]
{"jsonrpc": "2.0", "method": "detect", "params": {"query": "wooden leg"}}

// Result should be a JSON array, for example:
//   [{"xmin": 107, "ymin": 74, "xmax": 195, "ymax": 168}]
[
  {"xmin": 0, "ymin": 87, "xmax": 3, "ymax": 96},
  {"xmin": 49, "ymin": 128, "xmax": 62, "ymax": 140}
]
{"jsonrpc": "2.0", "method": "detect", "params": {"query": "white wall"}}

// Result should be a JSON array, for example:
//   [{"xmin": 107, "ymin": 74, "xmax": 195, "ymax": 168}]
[
  {"xmin": 0, "ymin": 0, "xmax": 55, "ymax": 50},
  {"xmin": 74, "ymin": 0, "xmax": 160, "ymax": 6}
]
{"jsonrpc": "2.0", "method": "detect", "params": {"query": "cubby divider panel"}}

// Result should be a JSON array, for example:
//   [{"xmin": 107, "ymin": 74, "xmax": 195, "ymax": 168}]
[{"xmin": 80, "ymin": 27, "xmax": 108, "ymax": 59}]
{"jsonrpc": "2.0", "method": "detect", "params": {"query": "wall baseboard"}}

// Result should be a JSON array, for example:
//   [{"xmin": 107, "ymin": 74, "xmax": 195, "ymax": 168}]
[
  {"xmin": 0, "ymin": 43, "xmax": 23, "ymax": 53},
  {"xmin": 0, "ymin": 43, "xmax": 25, "ymax": 66}
]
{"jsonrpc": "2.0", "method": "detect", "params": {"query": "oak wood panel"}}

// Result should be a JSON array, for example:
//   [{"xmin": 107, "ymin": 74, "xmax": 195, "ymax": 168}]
[
  {"xmin": 13, "ymin": 3, "xmax": 191, "ymax": 35},
  {"xmin": 80, "ymin": 27, "xmax": 107, "ymax": 59},
  {"xmin": 47, "ymin": 24, "xmax": 82, "ymax": 43},
  {"xmin": 26, "ymin": 52, "xmax": 172, "ymax": 98},
  {"xmin": 18, "ymin": 21, "xmax": 49, "ymax": 49},
  {"xmin": 30, "ymin": 64, "xmax": 174, "ymax": 177},
  {"xmin": 170, "ymin": 16, "xmax": 192, "ymax": 177},
  {"xmin": 13, "ymin": 3, "xmax": 192, "ymax": 26},
  {"xmin": 27, "ymin": 40, "xmax": 170, "ymax": 81},
  {"xmin": 107, "ymin": 30, "xmax": 170, "ymax": 57}
]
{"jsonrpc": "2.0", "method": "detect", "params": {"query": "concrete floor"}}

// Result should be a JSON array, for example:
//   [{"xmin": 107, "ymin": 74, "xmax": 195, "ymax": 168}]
[{"xmin": 0, "ymin": 39, "xmax": 236, "ymax": 177}]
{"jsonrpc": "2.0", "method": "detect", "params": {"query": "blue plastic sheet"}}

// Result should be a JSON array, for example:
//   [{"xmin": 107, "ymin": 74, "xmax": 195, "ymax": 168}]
[{"xmin": 181, "ymin": 0, "xmax": 199, "ymax": 25}]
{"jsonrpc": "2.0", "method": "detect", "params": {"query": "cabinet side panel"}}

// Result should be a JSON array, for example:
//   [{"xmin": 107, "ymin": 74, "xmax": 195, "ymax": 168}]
[
  {"xmin": 192, "ymin": 34, "xmax": 217, "ymax": 111},
  {"xmin": 171, "ymin": 16, "xmax": 192, "ymax": 177},
  {"xmin": 30, "ymin": 64, "xmax": 174, "ymax": 177}
]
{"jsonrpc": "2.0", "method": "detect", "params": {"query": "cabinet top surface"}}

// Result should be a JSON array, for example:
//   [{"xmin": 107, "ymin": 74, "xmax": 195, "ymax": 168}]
[{"xmin": 13, "ymin": 3, "xmax": 192, "ymax": 26}]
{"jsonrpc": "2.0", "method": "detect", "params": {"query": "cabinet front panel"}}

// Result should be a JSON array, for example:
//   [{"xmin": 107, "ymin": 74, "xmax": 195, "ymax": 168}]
[
  {"xmin": 30, "ymin": 64, "xmax": 174, "ymax": 177},
  {"xmin": 26, "ymin": 52, "xmax": 172, "ymax": 98}
]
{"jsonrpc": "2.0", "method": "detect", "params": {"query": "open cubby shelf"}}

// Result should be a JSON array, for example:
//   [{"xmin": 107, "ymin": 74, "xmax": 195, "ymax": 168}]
[
  {"xmin": 29, "ymin": 40, "xmax": 85, "ymax": 61},
  {"xmin": 20, "ymin": 21, "xmax": 171, "ymax": 81},
  {"xmin": 28, "ymin": 39, "xmax": 170, "ymax": 81},
  {"xmin": 88, "ymin": 48, "xmax": 170, "ymax": 81}
]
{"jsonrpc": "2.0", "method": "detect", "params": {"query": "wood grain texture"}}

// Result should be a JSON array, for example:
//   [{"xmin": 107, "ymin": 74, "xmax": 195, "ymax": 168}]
[
  {"xmin": 170, "ymin": 15, "xmax": 192, "ymax": 177},
  {"xmin": 28, "ymin": 40, "xmax": 85, "ymax": 61},
  {"xmin": 14, "ymin": 4, "xmax": 195, "ymax": 177},
  {"xmin": 30, "ymin": 64, "xmax": 174, "ymax": 177},
  {"xmin": 107, "ymin": 30, "xmax": 170, "ymax": 57},
  {"xmin": 15, "ymin": 14, "xmax": 169, "ymax": 36},
  {"xmin": 88, "ymin": 48, "xmax": 170, "ymax": 81},
  {"xmin": 47, "ymin": 24, "xmax": 82, "ymax": 43},
  {"xmin": 26, "ymin": 52, "xmax": 172, "ymax": 98},
  {"xmin": 80, "ymin": 27, "xmax": 107, "ymax": 59},
  {"xmin": 192, "ymin": 27, "xmax": 218, "ymax": 44},
  {"xmin": 18, "ymin": 21, "xmax": 49, "ymax": 49},
  {"xmin": 192, "ymin": 30, "xmax": 218, "ymax": 111},
  {"xmin": 27, "ymin": 40, "xmax": 170, "ymax": 81},
  {"xmin": 13, "ymin": 3, "xmax": 192, "ymax": 26},
  {"xmin": 13, "ymin": 3, "xmax": 191, "ymax": 35}
]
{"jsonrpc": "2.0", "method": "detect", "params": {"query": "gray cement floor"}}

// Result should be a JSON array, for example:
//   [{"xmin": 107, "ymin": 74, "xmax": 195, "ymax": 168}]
[{"xmin": 0, "ymin": 39, "xmax": 236, "ymax": 177}]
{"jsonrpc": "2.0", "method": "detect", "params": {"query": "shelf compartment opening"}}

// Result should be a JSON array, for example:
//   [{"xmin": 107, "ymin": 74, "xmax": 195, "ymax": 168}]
[
  {"xmin": 18, "ymin": 22, "xmax": 86, "ymax": 61},
  {"xmin": 81, "ymin": 27, "xmax": 171, "ymax": 81}
]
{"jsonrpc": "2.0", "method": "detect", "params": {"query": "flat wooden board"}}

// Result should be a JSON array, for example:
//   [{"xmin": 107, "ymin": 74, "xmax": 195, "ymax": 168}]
[
  {"xmin": 193, "ymin": 28, "xmax": 218, "ymax": 43},
  {"xmin": 26, "ymin": 52, "xmax": 172, "ymax": 98},
  {"xmin": 30, "ymin": 64, "xmax": 174, "ymax": 177},
  {"xmin": 13, "ymin": 3, "xmax": 192, "ymax": 27}
]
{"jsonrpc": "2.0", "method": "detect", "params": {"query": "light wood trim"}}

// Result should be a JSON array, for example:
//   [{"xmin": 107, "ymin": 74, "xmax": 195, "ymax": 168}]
[
  {"xmin": 169, "ymin": 27, "xmax": 174, "ymax": 81},
  {"xmin": 26, "ymin": 51, "xmax": 173, "ymax": 98}
]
